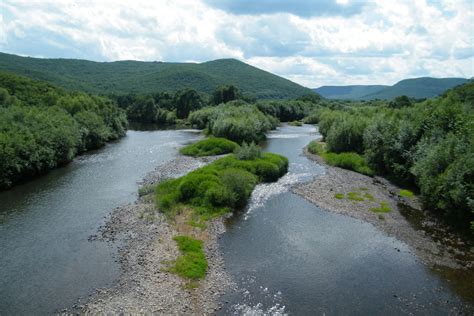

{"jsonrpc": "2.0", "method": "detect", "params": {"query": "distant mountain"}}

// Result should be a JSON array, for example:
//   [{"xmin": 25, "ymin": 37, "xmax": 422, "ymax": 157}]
[
  {"xmin": 313, "ymin": 85, "xmax": 388, "ymax": 100},
  {"xmin": 314, "ymin": 77, "xmax": 468, "ymax": 100},
  {"xmin": 0, "ymin": 52, "xmax": 314, "ymax": 99}
]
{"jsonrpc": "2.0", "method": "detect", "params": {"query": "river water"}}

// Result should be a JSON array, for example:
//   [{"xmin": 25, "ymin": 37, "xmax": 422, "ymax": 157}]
[
  {"xmin": 0, "ymin": 125, "xmax": 471, "ymax": 315},
  {"xmin": 217, "ymin": 124, "xmax": 471, "ymax": 315},
  {"xmin": 0, "ymin": 129, "xmax": 201, "ymax": 314}
]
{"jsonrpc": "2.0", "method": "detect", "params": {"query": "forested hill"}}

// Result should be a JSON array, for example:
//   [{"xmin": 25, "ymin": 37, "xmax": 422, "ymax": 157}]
[
  {"xmin": 0, "ymin": 52, "xmax": 313, "ymax": 99},
  {"xmin": 314, "ymin": 77, "xmax": 468, "ymax": 100}
]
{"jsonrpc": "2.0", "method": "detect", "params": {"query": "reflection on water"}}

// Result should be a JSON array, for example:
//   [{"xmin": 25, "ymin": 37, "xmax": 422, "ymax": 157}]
[
  {"xmin": 0, "ymin": 129, "xmax": 201, "ymax": 314},
  {"xmin": 218, "ymin": 124, "xmax": 471, "ymax": 315}
]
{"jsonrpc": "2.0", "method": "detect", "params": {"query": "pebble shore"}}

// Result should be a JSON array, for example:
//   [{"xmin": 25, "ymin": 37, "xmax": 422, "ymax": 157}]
[
  {"xmin": 293, "ymin": 147, "xmax": 473, "ymax": 270},
  {"xmin": 76, "ymin": 155, "xmax": 235, "ymax": 314}
]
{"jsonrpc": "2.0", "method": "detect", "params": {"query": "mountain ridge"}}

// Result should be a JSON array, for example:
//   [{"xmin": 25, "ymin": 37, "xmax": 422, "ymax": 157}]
[
  {"xmin": 0, "ymin": 52, "xmax": 314, "ymax": 99},
  {"xmin": 314, "ymin": 77, "xmax": 468, "ymax": 100}
]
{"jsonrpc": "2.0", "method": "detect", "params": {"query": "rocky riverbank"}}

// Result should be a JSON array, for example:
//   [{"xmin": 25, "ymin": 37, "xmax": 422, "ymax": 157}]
[
  {"xmin": 292, "ymin": 146, "xmax": 474, "ymax": 303},
  {"xmin": 74, "ymin": 155, "xmax": 235, "ymax": 314},
  {"xmin": 294, "ymin": 147, "xmax": 473, "ymax": 269}
]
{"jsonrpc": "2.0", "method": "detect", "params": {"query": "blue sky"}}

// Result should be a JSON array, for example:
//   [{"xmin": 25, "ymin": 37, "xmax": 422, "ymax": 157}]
[{"xmin": 0, "ymin": 0, "xmax": 472, "ymax": 87}]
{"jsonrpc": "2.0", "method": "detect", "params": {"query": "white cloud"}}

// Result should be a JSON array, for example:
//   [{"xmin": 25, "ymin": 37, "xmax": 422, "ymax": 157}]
[{"xmin": 0, "ymin": 0, "xmax": 472, "ymax": 87}]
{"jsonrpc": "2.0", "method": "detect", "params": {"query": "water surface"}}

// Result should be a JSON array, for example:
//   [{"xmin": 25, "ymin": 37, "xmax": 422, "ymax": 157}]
[
  {"xmin": 218, "ymin": 124, "xmax": 469, "ymax": 315},
  {"xmin": 0, "ymin": 129, "xmax": 201, "ymax": 314}
]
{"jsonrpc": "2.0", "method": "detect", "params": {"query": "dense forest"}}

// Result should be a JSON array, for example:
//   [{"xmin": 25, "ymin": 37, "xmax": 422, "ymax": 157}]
[
  {"xmin": 306, "ymin": 82, "xmax": 474, "ymax": 231},
  {"xmin": 0, "ymin": 72, "xmax": 127, "ymax": 189},
  {"xmin": 0, "ymin": 52, "xmax": 314, "ymax": 99}
]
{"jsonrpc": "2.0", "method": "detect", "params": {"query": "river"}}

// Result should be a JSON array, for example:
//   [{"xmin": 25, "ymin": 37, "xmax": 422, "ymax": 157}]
[
  {"xmin": 217, "ymin": 124, "xmax": 470, "ymax": 315},
  {"xmin": 0, "ymin": 129, "xmax": 201, "ymax": 314},
  {"xmin": 0, "ymin": 125, "xmax": 470, "ymax": 314}
]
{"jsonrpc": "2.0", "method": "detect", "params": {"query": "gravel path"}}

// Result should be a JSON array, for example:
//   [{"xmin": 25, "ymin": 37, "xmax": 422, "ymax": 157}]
[
  {"xmin": 75, "ymin": 155, "xmax": 235, "ymax": 314},
  {"xmin": 293, "ymin": 147, "xmax": 473, "ymax": 270}
]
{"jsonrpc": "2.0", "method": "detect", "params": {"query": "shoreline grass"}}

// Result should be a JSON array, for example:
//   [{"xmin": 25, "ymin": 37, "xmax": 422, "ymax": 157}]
[{"xmin": 308, "ymin": 140, "xmax": 374, "ymax": 176}]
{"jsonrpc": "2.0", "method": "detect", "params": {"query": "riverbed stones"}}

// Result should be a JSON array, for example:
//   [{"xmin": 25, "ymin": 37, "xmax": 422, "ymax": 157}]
[{"xmin": 75, "ymin": 155, "xmax": 235, "ymax": 314}]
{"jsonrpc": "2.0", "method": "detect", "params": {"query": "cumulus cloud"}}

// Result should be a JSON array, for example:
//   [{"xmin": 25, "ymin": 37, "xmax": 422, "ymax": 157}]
[{"xmin": 0, "ymin": 0, "xmax": 472, "ymax": 87}]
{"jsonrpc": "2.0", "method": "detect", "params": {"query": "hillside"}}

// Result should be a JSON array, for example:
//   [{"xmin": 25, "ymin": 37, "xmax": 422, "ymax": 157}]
[
  {"xmin": 314, "ymin": 85, "xmax": 388, "ymax": 99},
  {"xmin": 314, "ymin": 77, "xmax": 468, "ymax": 100},
  {"xmin": 0, "ymin": 52, "xmax": 313, "ymax": 99}
]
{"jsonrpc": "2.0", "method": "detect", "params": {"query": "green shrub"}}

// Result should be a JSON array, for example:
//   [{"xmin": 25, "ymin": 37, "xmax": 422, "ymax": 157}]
[
  {"xmin": 180, "ymin": 137, "xmax": 238, "ymax": 157},
  {"xmin": 155, "ymin": 152, "xmax": 288, "ymax": 219},
  {"xmin": 288, "ymin": 121, "xmax": 303, "ymax": 126},
  {"xmin": 220, "ymin": 169, "xmax": 258, "ymax": 208},
  {"xmin": 308, "ymin": 141, "xmax": 326, "ymax": 155},
  {"xmin": 334, "ymin": 193, "xmax": 344, "ymax": 199},
  {"xmin": 189, "ymin": 104, "xmax": 278, "ymax": 144},
  {"xmin": 171, "ymin": 236, "xmax": 207, "ymax": 280},
  {"xmin": 234, "ymin": 142, "xmax": 262, "ymax": 160},
  {"xmin": 323, "ymin": 152, "xmax": 374, "ymax": 176}
]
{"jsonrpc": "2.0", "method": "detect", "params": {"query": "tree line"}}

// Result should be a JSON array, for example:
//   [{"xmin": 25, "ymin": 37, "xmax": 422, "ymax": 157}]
[
  {"xmin": 306, "ymin": 82, "xmax": 474, "ymax": 231},
  {"xmin": 0, "ymin": 72, "xmax": 128, "ymax": 189}
]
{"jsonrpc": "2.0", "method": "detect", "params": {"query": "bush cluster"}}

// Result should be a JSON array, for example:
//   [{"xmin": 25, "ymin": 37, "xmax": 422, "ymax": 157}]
[
  {"xmin": 156, "ymin": 153, "xmax": 288, "ymax": 219},
  {"xmin": 188, "ymin": 102, "xmax": 279, "ymax": 144},
  {"xmin": 234, "ymin": 142, "xmax": 262, "ymax": 160},
  {"xmin": 0, "ymin": 73, "xmax": 127, "ymax": 189},
  {"xmin": 180, "ymin": 137, "xmax": 239, "ymax": 157},
  {"xmin": 312, "ymin": 82, "xmax": 474, "ymax": 229},
  {"xmin": 308, "ymin": 141, "xmax": 373, "ymax": 176}
]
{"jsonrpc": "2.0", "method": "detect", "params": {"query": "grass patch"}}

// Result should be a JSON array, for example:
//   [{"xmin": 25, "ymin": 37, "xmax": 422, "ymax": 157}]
[
  {"xmin": 334, "ymin": 193, "xmax": 344, "ymax": 199},
  {"xmin": 399, "ymin": 189, "xmax": 414, "ymax": 198},
  {"xmin": 171, "ymin": 236, "xmax": 207, "ymax": 280},
  {"xmin": 307, "ymin": 141, "xmax": 374, "ymax": 176},
  {"xmin": 156, "ymin": 153, "xmax": 288, "ymax": 220},
  {"xmin": 180, "ymin": 137, "xmax": 239, "ymax": 157},
  {"xmin": 347, "ymin": 191, "xmax": 365, "ymax": 201},
  {"xmin": 370, "ymin": 201, "xmax": 392, "ymax": 213}
]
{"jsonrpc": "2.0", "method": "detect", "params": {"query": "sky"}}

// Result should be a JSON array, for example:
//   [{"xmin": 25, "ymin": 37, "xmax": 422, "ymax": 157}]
[{"xmin": 0, "ymin": 0, "xmax": 473, "ymax": 88}]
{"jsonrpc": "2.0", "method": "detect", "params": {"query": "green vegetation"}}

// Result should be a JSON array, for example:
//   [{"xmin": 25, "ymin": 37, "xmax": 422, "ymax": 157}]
[
  {"xmin": 256, "ymin": 100, "xmax": 316, "ymax": 122},
  {"xmin": 171, "ymin": 236, "xmax": 207, "ymax": 280},
  {"xmin": 288, "ymin": 121, "xmax": 303, "ymax": 126},
  {"xmin": 315, "ymin": 77, "xmax": 467, "ymax": 100},
  {"xmin": 334, "ymin": 193, "xmax": 344, "ymax": 199},
  {"xmin": 310, "ymin": 81, "xmax": 474, "ymax": 230},
  {"xmin": 0, "ymin": 52, "xmax": 314, "ymax": 99},
  {"xmin": 180, "ymin": 137, "xmax": 238, "ymax": 157},
  {"xmin": 0, "ymin": 72, "xmax": 127, "ymax": 189},
  {"xmin": 399, "ymin": 189, "xmax": 414, "ymax": 198},
  {"xmin": 189, "ymin": 102, "xmax": 279, "ymax": 143},
  {"xmin": 347, "ymin": 192, "xmax": 365, "ymax": 201},
  {"xmin": 370, "ymin": 202, "xmax": 392, "ymax": 213},
  {"xmin": 307, "ymin": 141, "xmax": 374, "ymax": 176},
  {"xmin": 156, "ymin": 153, "xmax": 288, "ymax": 220},
  {"xmin": 234, "ymin": 142, "xmax": 262, "ymax": 160}
]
